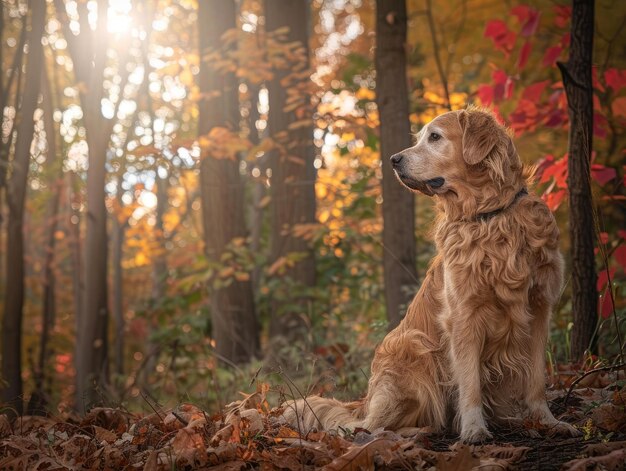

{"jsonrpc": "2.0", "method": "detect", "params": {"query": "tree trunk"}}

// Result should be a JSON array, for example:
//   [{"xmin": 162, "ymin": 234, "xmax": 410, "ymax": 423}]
[
  {"xmin": 54, "ymin": 0, "xmax": 120, "ymax": 412},
  {"xmin": 246, "ymin": 83, "xmax": 265, "ymax": 292},
  {"xmin": 1, "ymin": 0, "xmax": 46, "ymax": 417},
  {"xmin": 68, "ymin": 171, "xmax": 83, "ymax": 349},
  {"xmin": 0, "ymin": 11, "xmax": 27, "ymax": 301},
  {"xmin": 375, "ymin": 0, "xmax": 418, "ymax": 329},
  {"xmin": 28, "ymin": 65, "xmax": 63, "ymax": 416},
  {"xmin": 557, "ymin": 0, "xmax": 597, "ymax": 361},
  {"xmin": 198, "ymin": 0, "xmax": 259, "ymax": 364},
  {"xmin": 265, "ymin": 0, "xmax": 317, "ymax": 340},
  {"xmin": 145, "ymin": 174, "xmax": 168, "ymax": 378},
  {"xmin": 111, "ymin": 216, "xmax": 126, "ymax": 377}
]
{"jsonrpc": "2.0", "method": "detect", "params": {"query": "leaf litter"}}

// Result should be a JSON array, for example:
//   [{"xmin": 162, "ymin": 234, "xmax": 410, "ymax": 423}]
[{"xmin": 1, "ymin": 375, "xmax": 625, "ymax": 470}]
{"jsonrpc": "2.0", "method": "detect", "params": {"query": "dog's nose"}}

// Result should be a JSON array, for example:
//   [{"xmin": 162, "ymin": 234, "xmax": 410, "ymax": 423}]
[{"xmin": 390, "ymin": 153, "xmax": 404, "ymax": 166}]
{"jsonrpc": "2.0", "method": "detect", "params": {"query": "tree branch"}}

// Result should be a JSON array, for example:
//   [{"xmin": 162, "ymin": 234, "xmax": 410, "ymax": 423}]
[{"xmin": 425, "ymin": 0, "xmax": 451, "ymax": 110}]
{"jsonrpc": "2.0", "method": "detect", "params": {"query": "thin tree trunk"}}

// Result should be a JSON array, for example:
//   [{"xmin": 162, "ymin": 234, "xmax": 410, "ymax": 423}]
[
  {"xmin": 265, "ymin": 0, "xmax": 317, "ymax": 340},
  {"xmin": 111, "ymin": 217, "xmax": 126, "ymax": 377},
  {"xmin": 557, "ymin": 0, "xmax": 597, "ymax": 361},
  {"xmin": 247, "ymin": 83, "xmax": 265, "ymax": 291},
  {"xmin": 375, "ymin": 0, "xmax": 418, "ymax": 329},
  {"xmin": 28, "ymin": 65, "xmax": 64, "ymax": 416},
  {"xmin": 68, "ymin": 171, "xmax": 83, "ymax": 342},
  {"xmin": 198, "ymin": 0, "xmax": 259, "ymax": 364},
  {"xmin": 1, "ymin": 0, "xmax": 46, "ymax": 417},
  {"xmin": 144, "ymin": 174, "xmax": 167, "ymax": 380}
]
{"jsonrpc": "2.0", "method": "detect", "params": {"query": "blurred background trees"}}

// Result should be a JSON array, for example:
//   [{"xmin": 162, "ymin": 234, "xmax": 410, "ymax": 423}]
[{"xmin": 0, "ymin": 0, "xmax": 624, "ymax": 416}]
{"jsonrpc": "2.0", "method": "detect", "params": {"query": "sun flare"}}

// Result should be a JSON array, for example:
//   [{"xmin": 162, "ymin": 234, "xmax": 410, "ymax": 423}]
[{"xmin": 107, "ymin": 0, "xmax": 133, "ymax": 34}]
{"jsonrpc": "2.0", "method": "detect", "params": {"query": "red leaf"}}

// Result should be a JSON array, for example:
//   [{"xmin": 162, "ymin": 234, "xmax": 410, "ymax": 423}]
[
  {"xmin": 605, "ymin": 68, "xmax": 626, "ymax": 91},
  {"xmin": 600, "ymin": 291, "xmax": 614, "ymax": 319},
  {"xmin": 612, "ymin": 96, "xmax": 626, "ymax": 117},
  {"xmin": 599, "ymin": 232, "xmax": 610, "ymax": 245},
  {"xmin": 561, "ymin": 32, "xmax": 571, "ymax": 47},
  {"xmin": 593, "ymin": 94, "xmax": 603, "ymax": 111},
  {"xmin": 542, "ymin": 154, "xmax": 568, "ymax": 188},
  {"xmin": 517, "ymin": 41, "xmax": 532, "ymax": 69},
  {"xmin": 591, "ymin": 164, "xmax": 616, "ymax": 185},
  {"xmin": 485, "ymin": 20, "xmax": 516, "ymax": 55},
  {"xmin": 542, "ymin": 46, "xmax": 562, "ymax": 67},
  {"xmin": 554, "ymin": 5, "xmax": 572, "ymax": 28},
  {"xmin": 477, "ymin": 85, "xmax": 494, "ymax": 106},
  {"xmin": 543, "ymin": 189, "xmax": 566, "ymax": 211},
  {"xmin": 539, "ymin": 153, "xmax": 568, "ymax": 187},
  {"xmin": 593, "ymin": 112, "xmax": 608, "ymax": 138},
  {"xmin": 522, "ymin": 81, "xmax": 549, "ymax": 102},
  {"xmin": 536, "ymin": 154, "xmax": 556, "ymax": 183},
  {"xmin": 521, "ymin": 10, "xmax": 540, "ymax": 37},
  {"xmin": 493, "ymin": 69, "xmax": 508, "ymax": 85},
  {"xmin": 511, "ymin": 5, "xmax": 530, "ymax": 23},
  {"xmin": 614, "ymin": 245, "xmax": 626, "ymax": 271},
  {"xmin": 597, "ymin": 267, "xmax": 616, "ymax": 292},
  {"xmin": 485, "ymin": 20, "xmax": 508, "ymax": 39},
  {"xmin": 592, "ymin": 67, "xmax": 605, "ymax": 93},
  {"xmin": 545, "ymin": 109, "xmax": 566, "ymax": 127},
  {"xmin": 491, "ymin": 70, "xmax": 509, "ymax": 103}
]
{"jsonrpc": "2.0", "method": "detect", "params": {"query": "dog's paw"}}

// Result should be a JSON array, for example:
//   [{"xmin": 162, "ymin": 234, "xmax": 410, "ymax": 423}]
[
  {"xmin": 460, "ymin": 426, "xmax": 493, "ymax": 444},
  {"xmin": 545, "ymin": 420, "xmax": 581, "ymax": 438}
]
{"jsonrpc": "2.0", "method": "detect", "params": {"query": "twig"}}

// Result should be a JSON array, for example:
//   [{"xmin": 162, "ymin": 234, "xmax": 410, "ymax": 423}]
[
  {"xmin": 172, "ymin": 410, "xmax": 189, "ymax": 427},
  {"xmin": 563, "ymin": 362, "xmax": 626, "ymax": 406},
  {"xmin": 593, "ymin": 219, "xmax": 624, "ymax": 363},
  {"xmin": 141, "ymin": 391, "xmax": 164, "ymax": 422}
]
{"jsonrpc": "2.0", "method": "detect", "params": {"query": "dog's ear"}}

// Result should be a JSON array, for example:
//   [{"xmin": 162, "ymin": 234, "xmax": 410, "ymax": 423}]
[{"xmin": 458, "ymin": 109, "xmax": 506, "ymax": 165}]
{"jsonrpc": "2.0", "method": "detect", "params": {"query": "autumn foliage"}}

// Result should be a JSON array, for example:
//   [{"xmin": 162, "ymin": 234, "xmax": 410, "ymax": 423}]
[{"xmin": 0, "ymin": 0, "xmax": 625, "ymax": 466}]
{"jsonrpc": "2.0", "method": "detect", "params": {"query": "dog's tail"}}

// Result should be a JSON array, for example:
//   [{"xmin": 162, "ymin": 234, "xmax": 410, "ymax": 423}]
[{"xmin": 281, "ymin": 395, "xmax": 365, "ymax": 434}]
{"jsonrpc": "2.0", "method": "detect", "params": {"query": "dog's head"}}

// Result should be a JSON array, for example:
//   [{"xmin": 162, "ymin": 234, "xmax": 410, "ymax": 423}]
[{"xmin": 391, "ymin": 107, "xmax": 522, "ymax": 204}]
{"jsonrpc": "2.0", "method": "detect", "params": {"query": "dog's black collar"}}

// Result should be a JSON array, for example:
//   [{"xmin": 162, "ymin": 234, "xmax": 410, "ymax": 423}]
[{"xmin": 475, "ymin": 187, "xmax": 528, "ymax": 222}]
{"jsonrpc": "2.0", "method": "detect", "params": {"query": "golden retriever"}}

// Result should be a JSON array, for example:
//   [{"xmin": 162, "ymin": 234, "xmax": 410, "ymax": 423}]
[{"xmin": 282, "ymin": 107, "xmax": 580, "ymax": 443}]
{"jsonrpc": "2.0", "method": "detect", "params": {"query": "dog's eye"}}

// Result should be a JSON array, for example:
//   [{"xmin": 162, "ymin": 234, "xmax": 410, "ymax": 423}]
[{"xmin": 429, "ymin": 132, "xmax": 441, "ymax": 142}]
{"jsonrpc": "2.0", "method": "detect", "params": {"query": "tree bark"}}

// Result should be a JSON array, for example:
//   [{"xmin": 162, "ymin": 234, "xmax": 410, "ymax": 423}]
[
  {"xmin": 1, "ymin": 0, "xmax": 46, "ymax": 417},
  {"xmin": 145, "ymin": 174, "xmax": 168, "ymax": 379},
  {"xmin": 265, "ymin": 0, "xmax": 317, "ymax": 340},
  {"xmin": 111, "ymin": 216, "xmax": 126, "ymax": 377},
  {"xmin": 246, "ymin": 83, "xmax": 265, "ymax": 292},
  {"xmin": 68, "ymin": 171, "xmax": 83, "ymax": 355},
  {"xmin": 557, "ymin": 0, "xmax": 597, "ymax": 361},
  {"xmin": 28, "ymin": 64, "xmax": 64, "ymax": 416},
  {"xmin": 375, "ymin": 0, "xmax": 418, "ymax": 329},
  {"xmin": 0, "ymin": 11, "xmax": 27, "ymax": 294},
  {"xmin": 198, "ymin": 0, "xmax": 259, "ymax": 364},
  {"xmin": 54, "ymin": 0, "xmax": 116, "ymax": 412}
]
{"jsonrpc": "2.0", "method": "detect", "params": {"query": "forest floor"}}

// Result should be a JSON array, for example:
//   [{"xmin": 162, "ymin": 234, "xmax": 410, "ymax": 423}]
[{"xmin": 1, "ymin": 375, "xmax": 625, "ymax": 470}]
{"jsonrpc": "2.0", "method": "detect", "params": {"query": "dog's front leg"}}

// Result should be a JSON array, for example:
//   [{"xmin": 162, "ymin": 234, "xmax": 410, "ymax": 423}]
[{"xmin": 450, "ymin": 327, "xmax": 492, "ymax": 443}]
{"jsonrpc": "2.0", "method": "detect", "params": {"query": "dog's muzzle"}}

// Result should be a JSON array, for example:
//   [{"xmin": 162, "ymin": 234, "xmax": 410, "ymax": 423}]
[{"xmin": 390, "ymin": 153, "xmax": 445, "ymax": 196}]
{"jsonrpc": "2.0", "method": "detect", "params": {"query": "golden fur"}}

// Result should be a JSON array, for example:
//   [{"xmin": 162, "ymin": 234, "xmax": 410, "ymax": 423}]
[{"xmin": 282, "ymin": 107, "xmax": 580, "ymax": 442}]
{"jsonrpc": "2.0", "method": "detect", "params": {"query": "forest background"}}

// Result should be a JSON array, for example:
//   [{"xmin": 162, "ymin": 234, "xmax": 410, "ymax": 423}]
[{"xmin": 0, "ymin": 0, "xmax": 625, "ymax": 420}]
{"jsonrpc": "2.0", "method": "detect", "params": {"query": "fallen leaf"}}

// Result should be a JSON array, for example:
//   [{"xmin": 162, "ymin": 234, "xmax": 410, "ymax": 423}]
[{"xmin": 323, "ymin": 438, "xmax": 398, "ymax": 471}]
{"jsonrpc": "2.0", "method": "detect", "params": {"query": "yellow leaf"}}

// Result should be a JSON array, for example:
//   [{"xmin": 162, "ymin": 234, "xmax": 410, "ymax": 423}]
[
  {"xmin": 135, "ymin": 252, "xmax": 148, "ymax": 267},
  {"xmin": 355, "ymin": 87, "xmax": 375, "ymax": 101}
]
